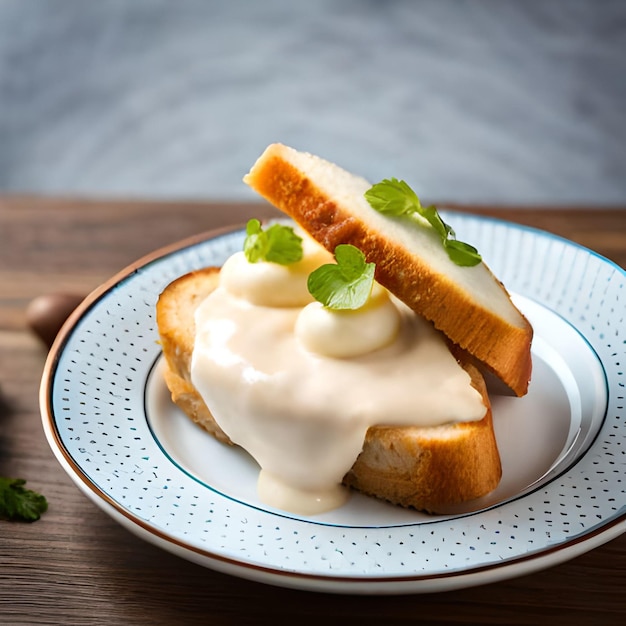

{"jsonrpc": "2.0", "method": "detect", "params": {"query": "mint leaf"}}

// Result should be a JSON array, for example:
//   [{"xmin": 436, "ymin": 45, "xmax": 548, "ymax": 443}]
[
  {"xmin": 307, "ymin": 244, "xmax": 375, "ymax": 310},
  {"xmin": 446, "ymin": 239, "xmax": 482, "ymax": 266},
  {"xmin": 363, "ymin": 178, "xmax": 418, "ymax": 216},
  {"xmin": 0, "ymin": 477, "xmax": 48, "ymax": 522},
  {"xmin": 243, "ymin": 218, "xmax": 266, "ymax": 263},
  {"xmin": 243, "ymin": 219, "xmax": 303, "ymax": 265},
  {"xmin": 364, "ymin": 179, "xmax": 482, "ymax": 267}
]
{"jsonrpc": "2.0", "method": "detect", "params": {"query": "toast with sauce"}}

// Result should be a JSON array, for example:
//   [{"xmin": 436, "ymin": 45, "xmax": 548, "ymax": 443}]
[
  {"xmin": 244, "ymin": 143, "xmax": 533, "ymax": 397},
  {"xmin": 157, "ymin": 267, "xmax": 502, "ymax": 513}
]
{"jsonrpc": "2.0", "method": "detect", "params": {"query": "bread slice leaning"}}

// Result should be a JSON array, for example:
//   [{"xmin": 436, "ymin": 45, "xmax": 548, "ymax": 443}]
[
  {"xmin": 243, "ymin": 143, "xmax": 533, "ymax": 397},
  {"xmin": 156, "ymin": 267, "xmax": 502, "ymax": 513}
]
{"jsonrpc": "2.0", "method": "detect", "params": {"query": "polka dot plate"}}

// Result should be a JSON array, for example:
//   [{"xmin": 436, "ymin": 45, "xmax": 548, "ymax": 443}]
[{"xmin": 41, "ymin": 213, "xmax": 626, "ymax": 594}]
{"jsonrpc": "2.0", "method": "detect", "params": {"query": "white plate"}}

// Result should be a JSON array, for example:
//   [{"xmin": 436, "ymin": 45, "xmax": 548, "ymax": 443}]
[{"xmin": 41, "ymin": 214, "xmax": 626, "ymax": 594}]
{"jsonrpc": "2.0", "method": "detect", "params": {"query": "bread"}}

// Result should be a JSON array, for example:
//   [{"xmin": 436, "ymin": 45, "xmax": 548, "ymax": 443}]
[
  {"xmin": 243, "ymin": 143, "xmax": 533, "ymax": 397},
  {"xmin": 156, "ymin": 268, "xmax": 502, "ymax": 513},
  {"xmin": 344, "ymin": 362, "xmax": 500, "ymax": 511},
  {"xmin": 157, "ymin": 268, "xmax": 220, "ymax": 384},
  {"xmin": 157, "ymin": 267, "xmax": 234, "ymax": 447},
  {"xmin": 163, "ymin": 367, "xmax": 234, "ymax": 446}
]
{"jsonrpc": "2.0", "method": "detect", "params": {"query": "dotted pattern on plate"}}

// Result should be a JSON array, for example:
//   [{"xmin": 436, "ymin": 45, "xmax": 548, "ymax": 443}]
[{"xmin": 49, "ymin": 216, "xmax": 625, "ymax": 578}]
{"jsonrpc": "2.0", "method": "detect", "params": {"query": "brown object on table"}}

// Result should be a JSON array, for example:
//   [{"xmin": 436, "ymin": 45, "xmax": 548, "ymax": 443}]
[
  {"xmin": 26, "ymin": 292, "xmax": 85, "ymax": 348},
  {"xmin": 1, "ymin": 196, "xmax": 625, "ymax": 625}
]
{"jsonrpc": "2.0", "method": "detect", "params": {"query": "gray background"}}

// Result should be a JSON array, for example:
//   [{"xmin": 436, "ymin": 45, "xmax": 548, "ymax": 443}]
[{"xmin": 1, "ymin": 0, "xmax": 625, "ymax": 205}]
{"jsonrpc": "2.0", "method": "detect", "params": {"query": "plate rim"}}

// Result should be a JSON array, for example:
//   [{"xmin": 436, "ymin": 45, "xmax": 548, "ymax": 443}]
[{"xmin": 39, "ymin": 212, "xmax": 626, "ymax": 593}]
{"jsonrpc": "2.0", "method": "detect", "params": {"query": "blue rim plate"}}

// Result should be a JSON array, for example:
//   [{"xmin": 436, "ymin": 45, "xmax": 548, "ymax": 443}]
[{"xmin": 40, "ymin": 213, "xmax": 626, "ymax": 594}]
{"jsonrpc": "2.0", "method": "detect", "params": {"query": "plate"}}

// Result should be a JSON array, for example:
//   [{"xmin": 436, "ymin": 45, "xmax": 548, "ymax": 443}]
[{"xmin": 41, "ymin": 213, "xmax": 626, "ymax": 594}]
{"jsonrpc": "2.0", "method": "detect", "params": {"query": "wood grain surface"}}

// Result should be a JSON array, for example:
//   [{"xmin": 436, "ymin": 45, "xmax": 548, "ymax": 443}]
[{"xmin": 0, "ymin": 196, "xmax": 624, "ymax": 625}]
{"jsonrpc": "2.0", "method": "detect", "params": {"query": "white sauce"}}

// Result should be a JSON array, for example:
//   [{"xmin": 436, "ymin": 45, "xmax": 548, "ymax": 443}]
[
  {"xmin": 190, "ymin": 237, "xmax": 486, "ymax": 515},
  {"xmin": 220, "ymin": 234, "xmax": 333, "ymax": 307},
  {"xmin": 295, "ymin": 282, "xmax": 401, "ymax": 358}
]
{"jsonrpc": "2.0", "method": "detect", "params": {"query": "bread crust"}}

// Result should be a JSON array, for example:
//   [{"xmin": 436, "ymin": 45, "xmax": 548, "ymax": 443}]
[
  {"xmin": 156, "ymin": 267, "xmax": 221, "ymax": 383},
  {"xmin": 156, "ymin": 268, "xmax": 502, "ymax": 513},
  {"xmin": 244, "ymin": 144, "xmax": 533, "ymax": 397}
]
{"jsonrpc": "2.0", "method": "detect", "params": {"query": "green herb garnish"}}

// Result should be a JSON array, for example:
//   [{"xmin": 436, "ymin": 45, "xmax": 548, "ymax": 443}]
[
  {"xmin": 307, "ymin": 244, "xmax": 375, "ymax": 310},
  {"xmin": 364, "ymin": 178, "xmax": 482, "ymax": 267},
  {"xmin": 243, "ymin": 219, "xmax": 303, "ymax": 265},
  {"xmin": 0, "ymin": 477, "xmax": 48, "ymax": 522}
]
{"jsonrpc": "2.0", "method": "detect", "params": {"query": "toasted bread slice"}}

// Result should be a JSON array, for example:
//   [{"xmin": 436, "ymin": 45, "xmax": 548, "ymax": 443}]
[
  {"xmin": 157, "ymin": 268, "xmax": 221, "ymax": 384},
  {"xmin": 156, "ymin": 268, "xmax": 502, "ymax": 513},
  {"xmin": 243, "ymin": 143, "xmax": 533, "ymax": 396}
]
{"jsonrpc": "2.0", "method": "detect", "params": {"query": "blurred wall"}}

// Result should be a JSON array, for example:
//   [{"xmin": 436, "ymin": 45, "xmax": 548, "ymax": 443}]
[{"xmin": 0, "ymin": 0, "xmax": 624, "ymax": 204}]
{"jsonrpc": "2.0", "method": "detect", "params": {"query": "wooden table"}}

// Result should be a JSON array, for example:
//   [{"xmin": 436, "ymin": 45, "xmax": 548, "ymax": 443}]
[{"xmin": 1, "ymin": 196, "xmax": 625, "ymax": 625}]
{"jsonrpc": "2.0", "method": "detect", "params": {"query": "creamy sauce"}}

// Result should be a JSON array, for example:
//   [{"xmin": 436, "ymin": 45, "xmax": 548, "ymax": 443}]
[
  {"xmin": 296, "ymin": 283, "xmax": 401, "ymax": 358},
  {"xmin": 190, "ymin": 235, "xmax": 486, "ymax": 515},
  {"xmin": 220, "ymin": 234, "xmax": 333, "ymax": 307}
]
